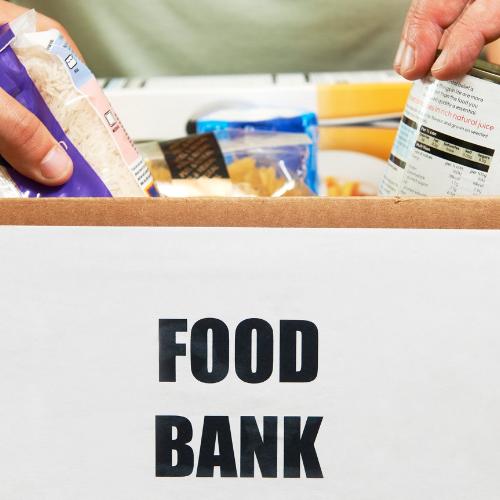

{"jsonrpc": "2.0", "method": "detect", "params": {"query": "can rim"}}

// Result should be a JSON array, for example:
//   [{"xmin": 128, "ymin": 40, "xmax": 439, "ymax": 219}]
[{"xmin": 470, "ymin": 59, "xmax": 500, "ymax": 84}]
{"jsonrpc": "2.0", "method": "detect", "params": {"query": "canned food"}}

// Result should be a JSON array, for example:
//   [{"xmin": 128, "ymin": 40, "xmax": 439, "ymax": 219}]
[{"xmin": 379, "ymin": 59, "xmax": 500, "ymax": 196}]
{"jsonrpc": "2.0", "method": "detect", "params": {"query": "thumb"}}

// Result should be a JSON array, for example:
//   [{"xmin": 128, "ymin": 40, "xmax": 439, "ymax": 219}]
[
  {"xmin": 395, "ymin": 0, "xmax": 469, "ymax": 80},
  {"xmin": 0, "ymin": 88, "xmax": 73, "ymax": 186}
]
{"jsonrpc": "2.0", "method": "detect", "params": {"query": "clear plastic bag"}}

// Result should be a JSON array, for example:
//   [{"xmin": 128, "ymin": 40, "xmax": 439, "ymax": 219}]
[
  {"xmin": 137, "ymin": 130, "xmax": 315, "ymax": 198},
  {"xmin": 0, "ymin": 11, "xmax": 157, "ymax": 198},
  {"xmin": 188, "ymin": 105, "xmax": 319, "ymax": 192}
]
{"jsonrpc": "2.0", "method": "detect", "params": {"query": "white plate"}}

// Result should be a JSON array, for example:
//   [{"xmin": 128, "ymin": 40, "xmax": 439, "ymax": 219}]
[{"xmin": 317, "ymin": 150, "xmax": 387, "ymax": 196}]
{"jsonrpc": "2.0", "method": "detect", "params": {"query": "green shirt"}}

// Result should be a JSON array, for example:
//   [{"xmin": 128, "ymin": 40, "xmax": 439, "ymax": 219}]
[{"xmin": 15, "ymin": 0, "xmax": 410, "ymax": 77}]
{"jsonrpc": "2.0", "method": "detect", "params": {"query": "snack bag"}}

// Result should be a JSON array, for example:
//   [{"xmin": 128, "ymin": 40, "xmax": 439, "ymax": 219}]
[
  {"xmin": 0, "ymin": 11, "xmax": 157, "ymax": 197},
  {"xmin": 137, "ymin": 130, "xmax": 314, "ymax": 197},
  {"xmin": 188, "ymin": 106, "xmax": 319, "ymax": 193}
]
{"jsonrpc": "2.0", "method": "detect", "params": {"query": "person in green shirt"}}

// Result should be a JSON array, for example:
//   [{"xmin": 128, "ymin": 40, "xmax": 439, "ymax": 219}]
[
  {"xmin": 0, "ymin": 0, "xmax": 499, "ymax": 185},
  {"xmin": 10, "ymin": 0, "xmax": 411, "ymax": 77},
  {"xmin": 13, "ymin": 0, "xmax": 410, "ymax": 77}
]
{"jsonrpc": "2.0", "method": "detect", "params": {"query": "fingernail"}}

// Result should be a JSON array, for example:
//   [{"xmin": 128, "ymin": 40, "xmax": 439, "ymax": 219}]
[
  {"xmin": 40, "ymin": 144, "xmax": 73, "ymax": 180},
  {"xmin": 401, "ymin": 44, "xmax": 415, "ymax": 74},
  {"xmin": 432, "ymin": 50, "xmax": 448, "ymax": 73},
  {"xmin": 394, "ymin": 40, "xmax": 405, "ymax": 68}
]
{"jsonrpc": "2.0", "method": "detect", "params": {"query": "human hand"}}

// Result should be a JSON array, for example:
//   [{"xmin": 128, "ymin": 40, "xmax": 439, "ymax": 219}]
[
  {"xmin": 486, "ymin": 38, "xmax": 500, "ymax": 65},
  {"xmin": 394, "ymin": 0, "xmax": 500, "ymax": 81},
  {"xmin": 0, "ymin": 1, "xmax": 80, "ymax": 185}
]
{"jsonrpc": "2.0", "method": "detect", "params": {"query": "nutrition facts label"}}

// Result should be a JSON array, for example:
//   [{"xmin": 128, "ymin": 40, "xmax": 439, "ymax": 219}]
[
  {"xmin": 379, "ymin": 76, "xmax": 500, "ymax": 197},
  {"xmin": 382, "ymin": 115, "xmax": 496, "ymax": 197},
  {"xmin": 415, "ymin": 126, "xmax": 494, "ymax": 173}
]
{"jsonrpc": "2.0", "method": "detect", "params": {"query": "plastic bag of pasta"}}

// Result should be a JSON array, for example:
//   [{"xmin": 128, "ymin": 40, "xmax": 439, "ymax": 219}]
[
  {"xmin": 137, "ymin": 130, "xmax": 314, "ymax": 197},
  {"xmin": 0, "ymin": 11, "xmax": 157, "ymax": 197}
]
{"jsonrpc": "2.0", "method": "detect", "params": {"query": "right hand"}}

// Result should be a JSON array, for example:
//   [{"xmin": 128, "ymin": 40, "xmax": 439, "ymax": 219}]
[
  {"xmin": 0, "ymin": 1, "xmax": 82, "ymax": 186},
  {"xmin": 394, "ymin": 0, "xmax": 500, "ymax": 81}
]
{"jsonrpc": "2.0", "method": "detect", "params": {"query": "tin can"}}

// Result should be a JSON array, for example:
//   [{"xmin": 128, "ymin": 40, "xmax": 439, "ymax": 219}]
[{"xmin": 379, "ymin": 59, "xmax": 500, "ymax": 196}]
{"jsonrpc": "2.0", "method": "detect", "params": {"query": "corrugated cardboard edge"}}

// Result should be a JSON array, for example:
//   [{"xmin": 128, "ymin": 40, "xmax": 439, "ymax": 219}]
[{"xmin": 0, "ymin": 197, "xmax": 499, "ymax": 229}]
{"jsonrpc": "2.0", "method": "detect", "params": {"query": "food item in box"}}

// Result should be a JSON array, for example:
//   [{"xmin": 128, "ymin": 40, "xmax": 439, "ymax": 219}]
[
  {"xmin": 0, "ymin": 11, "xmax": 157, "ymax": 198},
  {"xmin": 138, "ymin": 130, "xmax": 314, "ymax": 197},
  {"xmin": 379, "ymin": 59, "xmax": 500, "ymax": 197},
  {"xmin": 156, "ymin": 178, "xmax": 248, "ymax": 198},
  {"xmin": 188, "ymin": 106, "xmax": 319, "ymax": 192},
  {"xmin": 228, "ymin": 157, "xmax": 287, "ymax": 196},
  {"xmin": 227, "ymin": 157, "xmax": 311, "ymax": 197},
  {"xmin": 318, "ymin": 150, "xmax": 385, "ymax": 197},
  {"xmin": 324, "ymin": 176, "xmax": 375, "ymax": 197}
]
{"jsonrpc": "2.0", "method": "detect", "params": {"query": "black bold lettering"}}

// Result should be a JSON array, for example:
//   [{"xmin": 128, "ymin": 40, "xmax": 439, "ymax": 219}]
[
  {"xmin": 240, "ymin": 417, "xmax": 278, "ymax": 478},
  {"xmin": 159, "ymin": 319, "xmax": 187, "ymax": 382},
  {"xmin": 284, "ymin": 417, "xmax": 323, "ymax": 478},
  {"xmin": 197, "ymin": 416, "xmax": 238, "ymax": 477},
  {"xmin": 156, "ymin": 416, "xmax": 194, "ymax": 477},
  {"xmin": 191, "ymin": 318, "xmax": 229, "ymax": 384},
  {"xmin": 235, "ymin": 319, "xmax": 274, "ymax": 384},
  {"xmin": 280, "ymin": 320, "xmax": 318, "ymax": 383}
]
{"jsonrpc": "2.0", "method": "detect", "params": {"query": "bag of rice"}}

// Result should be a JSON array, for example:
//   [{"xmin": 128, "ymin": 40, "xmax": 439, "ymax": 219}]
[{"xmin": 0, "ymin": 11, "xmax": 158, "ymax": 198}]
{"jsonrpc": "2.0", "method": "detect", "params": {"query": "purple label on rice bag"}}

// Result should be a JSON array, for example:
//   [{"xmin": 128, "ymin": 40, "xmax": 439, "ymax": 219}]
[{"xmin": 0, "ymin": 24, "xmax": 111, "ymax": 197}]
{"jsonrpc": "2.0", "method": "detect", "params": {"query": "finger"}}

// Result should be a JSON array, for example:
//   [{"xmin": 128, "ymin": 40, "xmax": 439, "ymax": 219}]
[
  {"xmin": 0, "ymin": 89, "xmax": 73, "ymax": 186},
  {"xmin": 0, "ymin": 1, "xmax": 28, "ymax": 21},
  {"xmin": 432, "ymin": 0, "xmax": 500, "ymax": 80},
  {"xmin": 0, "ymin": 2, "xmax": 83, "ymax": 60},
  {"xmin": 394, "ymin": 0, "xmax": 469, "ymax": 80},
  {"xmin": 486, "ymin": 40, "xmax": 500, "ymax": 65}
]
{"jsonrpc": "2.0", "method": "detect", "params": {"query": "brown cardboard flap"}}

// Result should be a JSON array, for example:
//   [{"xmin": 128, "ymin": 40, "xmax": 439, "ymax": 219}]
[{"xmin": 0, "ymin": 197, "xmax": 499, "ymax": 229}]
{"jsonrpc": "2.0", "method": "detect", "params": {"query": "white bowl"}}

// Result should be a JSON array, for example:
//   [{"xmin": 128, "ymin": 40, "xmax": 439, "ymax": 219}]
[{"xmin": 317, "ymin": 150, "xmax": 387, "ymax": 196}]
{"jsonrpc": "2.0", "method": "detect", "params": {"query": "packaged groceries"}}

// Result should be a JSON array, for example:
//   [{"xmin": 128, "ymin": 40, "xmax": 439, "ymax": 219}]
[
  {"xmin": 379, "ymin": 59, "xmax": 500, "ymax": 197},
  {"xmin": 187, "ymin": 106, "xmax": 319, "ymax": 192},
  {"xmin": 324, "ymin": 176, "xmax": 376, "ymax": 197},
  {"xmin": 137, "ymin": 130, "xmax": 314, "ymax": 197},
  {"xmin": 0, "ymin": 11, "xmax": 157, "ymax": 198},
  {"xmin": 317, "ymin": 150, "xmax": 385, "ymax": 197}
]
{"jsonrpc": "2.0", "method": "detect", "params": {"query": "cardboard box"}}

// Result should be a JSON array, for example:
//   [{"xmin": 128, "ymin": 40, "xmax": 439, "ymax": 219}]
[
  {"xmin": 1, "ymin": 197, "xmax": 499, "ymax": 229},
  {"xmin": 0, "ymin": 71, "xmax": 496, "ymax": 500},
  {"xmin": 1, "ymin": 198, "xmax": 500, "ymax": 500},
  {"xmin": 104, "ymin": 70, "xmax": 411, "ymax": 164},
  {"xmin": 106, "ymin": 71, "xmax": 410, "ymax": 136}
]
